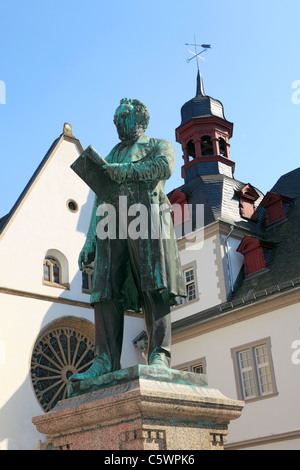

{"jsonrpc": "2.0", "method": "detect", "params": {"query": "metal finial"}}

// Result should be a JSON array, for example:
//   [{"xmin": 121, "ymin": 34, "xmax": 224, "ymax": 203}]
[
  {"xmin": 186, "ymin": 36, "xmax": 211, "ymax": 97},
  {"xmin": 63, "ymin": 122, "xmax": 73, "ymax": 136},
  {"xmin": 186, "ymin": 36, "xmax": 211, "ymax": 69},
  {"xmin": 196, "ymin": 69, "xmax": 205, "ymax": 97}
]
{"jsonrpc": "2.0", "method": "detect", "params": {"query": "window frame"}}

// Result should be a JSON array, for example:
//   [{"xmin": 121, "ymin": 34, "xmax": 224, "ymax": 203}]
[
  {"xmin": 174, "ymin": 261, "xmax": 199, "ymax": 308},
  {"xmin": 175, "ymin": 357, "xmax": 207, "ymax": 375},
  {"xmin": 231, "ymin": 337, "xmax": 278, "ymax": 402},
  {"xmin": 43, "ymin": 257, "xmax": 61, "ymax": 285},
  {"xmin": 30, "ymin": 316, "xmax": 95, "ymax": 412},
  {"xmin": 82, "ymin": 263, "xmax": 94, "ymax": 294},
  {"xmin": 43, "ymin": 256, "xmax": 69, "ymax": 289}
]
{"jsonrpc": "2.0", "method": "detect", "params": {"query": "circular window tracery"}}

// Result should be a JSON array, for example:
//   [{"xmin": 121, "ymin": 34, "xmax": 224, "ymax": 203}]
[{"xmin": 30, "ymin": 317, "xmax": 94, "ymax": 412}]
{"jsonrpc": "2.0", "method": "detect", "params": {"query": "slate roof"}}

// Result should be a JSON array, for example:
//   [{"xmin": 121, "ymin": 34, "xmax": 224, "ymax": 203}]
[
  {"xmin": 168, "ymin": 166, "xmax": 300, "ymax": 335},
  {"xmin": 172, "ymin": 276, "xmax": 300, "ymax": 336},
  {"xmin": 169, "ymin": 172, "xmax": 264, "ymax": 233},
  {"xmin": 180, "ymin": 71, "xmax": 228, "ymax": 126},
  {"xmin": 229, "ymin": 167, "xmax": 300, "ymax": 301},
  {"xmin": 169, "ymin": 160, "xmax": 300, "ymax": 317},
  {"xmin": 0, "ymin": 213, "xmax": 11, "ymax": 232},
  {"xmin": 180, "ymin": 95, "xmax": 226, "ymax": 126}
]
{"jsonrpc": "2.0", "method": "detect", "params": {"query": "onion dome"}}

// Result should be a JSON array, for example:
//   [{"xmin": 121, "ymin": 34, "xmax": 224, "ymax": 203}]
[{"xmin": 180, "ymin": 70, "xmax": 226, "ymax": 125}]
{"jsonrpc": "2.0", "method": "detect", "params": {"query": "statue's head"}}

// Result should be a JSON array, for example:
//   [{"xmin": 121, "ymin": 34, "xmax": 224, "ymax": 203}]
[{"xmin": 113, "ymin": 98, "xmax": 150, "ymax": 142}]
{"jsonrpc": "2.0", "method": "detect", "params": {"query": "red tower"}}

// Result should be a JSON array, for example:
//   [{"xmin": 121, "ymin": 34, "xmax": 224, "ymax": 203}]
[{"xmin": 175, "ymin": 71, "xmax": 234, "ymax": 182}]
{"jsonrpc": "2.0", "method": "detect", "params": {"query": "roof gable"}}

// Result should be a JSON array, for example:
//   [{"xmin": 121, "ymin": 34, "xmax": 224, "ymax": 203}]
[
  {"xmin": 0, "ymin": 129, "xmax": 84, "ymax": 240},
  {"xmin": 237, "ymin": 183, "xmax": 260, "ymax": 202}
]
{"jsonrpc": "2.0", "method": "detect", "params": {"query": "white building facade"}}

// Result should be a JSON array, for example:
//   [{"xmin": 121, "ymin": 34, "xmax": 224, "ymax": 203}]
[
  {"xmin": 1, "ymin": 78, "xmax": 300, "ymax": 450},
  {"xmin": 0, "ymin": 125, "xmax": 144, "ymax": 450}
]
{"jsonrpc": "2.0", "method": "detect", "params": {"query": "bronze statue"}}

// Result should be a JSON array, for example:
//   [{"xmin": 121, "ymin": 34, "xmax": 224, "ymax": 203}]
[{"xmin": 70, "ymin": 98, "xmax": 186, "ymax": 381}]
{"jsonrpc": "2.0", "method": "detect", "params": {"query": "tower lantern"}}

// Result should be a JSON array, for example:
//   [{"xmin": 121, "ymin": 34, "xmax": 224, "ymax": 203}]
[{"xmin": 175, "ymin": 70, "xmax": 234, "ymax": 182}]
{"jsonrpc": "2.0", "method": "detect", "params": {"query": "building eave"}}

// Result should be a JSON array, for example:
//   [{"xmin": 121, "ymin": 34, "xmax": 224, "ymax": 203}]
[{"xmin": 172, "ymin": 277, "xmax": 300, "ymax": 343}]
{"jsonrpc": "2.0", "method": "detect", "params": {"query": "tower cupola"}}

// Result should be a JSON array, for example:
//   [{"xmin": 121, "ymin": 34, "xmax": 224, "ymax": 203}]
[{"xmin": 176, "ymin": 71, "xmax": 234, "ymax": 183}]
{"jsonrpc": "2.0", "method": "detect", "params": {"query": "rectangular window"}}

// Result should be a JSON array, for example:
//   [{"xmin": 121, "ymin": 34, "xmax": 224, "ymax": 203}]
[
  {"xmin": 231, "ymin": 338, "xmax": 277, "ymax": 402},
  {"xmin": 238, "ymin": 349, "xmax": 256, "ymax": 398},
  {"xmin": 175, "ymin": 358, "xmax": 207, "ymax": 375},
  {"xmin": 82, "ymin": 272, "xmax": 89, "ymax": 291},
  {"xmin": 174, "ymin": 261, "xmax": 198, "ymax": 307},
  {"xmin": 82, "ymin": 263, "xmax": 94, "ymax": 294},
  {"xmin": 254, "ymin": 345, "xmax": 273, "ymax": 395},
  {"xmin": 185, "ymin": 268, "xmax": 196, "ymax": 302},
  {"xmin": 53, "ymin": 264, "xmax": 60, "ymax": 284},
  {"xmin": 192, "ymin": 363, "xmax": 205, "ymax": 374},
  {"xmin": 43, "ymin": 263, "xmax": 50, "ymax": 282}
]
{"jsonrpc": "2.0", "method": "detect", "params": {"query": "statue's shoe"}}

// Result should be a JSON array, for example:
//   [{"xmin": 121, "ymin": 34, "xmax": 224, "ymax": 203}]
[
  {"xmin": 69, "ymin": 358, "xmax": 112, "ymax": 382},
  {"xmin": 148, "ymin": 353, "xmax": 170, "ymax": 369}
]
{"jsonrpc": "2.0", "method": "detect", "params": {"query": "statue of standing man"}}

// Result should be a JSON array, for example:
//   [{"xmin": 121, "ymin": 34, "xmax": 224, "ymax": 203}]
[{"xmin": 70, "ymin": 98, "xmax": 186, "ymax": 382}]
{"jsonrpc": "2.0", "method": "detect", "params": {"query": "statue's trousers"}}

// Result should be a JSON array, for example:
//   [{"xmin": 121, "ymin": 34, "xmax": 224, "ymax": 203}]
[{"xmin": 94, "ymin": 236, "xmax": 171, "ymax": 369}]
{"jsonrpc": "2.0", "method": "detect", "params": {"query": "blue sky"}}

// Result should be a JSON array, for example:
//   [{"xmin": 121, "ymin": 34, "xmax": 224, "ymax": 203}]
[{"xmin": 0, "ymin": 0, "xmax": 299, "ymax": 216}]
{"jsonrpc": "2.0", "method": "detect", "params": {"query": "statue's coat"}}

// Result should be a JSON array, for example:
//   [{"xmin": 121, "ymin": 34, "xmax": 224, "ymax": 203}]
[{"xmin": 83, "ymin": 134, "xmax": 186, "ymax": 311}]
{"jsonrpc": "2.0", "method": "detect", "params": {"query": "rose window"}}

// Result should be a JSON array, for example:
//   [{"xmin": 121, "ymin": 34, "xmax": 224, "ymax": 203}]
[{"xmin": 30, "ymin": 317, "xmax": 94, "ymax": 412}]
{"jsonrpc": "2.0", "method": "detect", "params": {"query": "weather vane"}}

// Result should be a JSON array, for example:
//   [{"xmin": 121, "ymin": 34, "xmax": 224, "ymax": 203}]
[{"xmin": 186, "ymin": 36, "xmax": 211, "ymax": 71}]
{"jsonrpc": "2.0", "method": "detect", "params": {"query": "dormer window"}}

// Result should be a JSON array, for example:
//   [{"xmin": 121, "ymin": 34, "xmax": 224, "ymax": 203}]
[
  {"xmin": 237, "ymin": 236, "xmax": 274, "ymax": 276},
  {"xmin": 169, "ymin": 190, "xmax": 190, "ymax": 222},
  {"xmin": 168, "ymin": 189, "xmax": 190, "ymax": 238},
  {"xmin": 237, "ymin": 184, "xmax": 260, "ymax": 220},
  {"xmin": 260, "ymin": 192, "xmax": 292, "ymax": 226}
]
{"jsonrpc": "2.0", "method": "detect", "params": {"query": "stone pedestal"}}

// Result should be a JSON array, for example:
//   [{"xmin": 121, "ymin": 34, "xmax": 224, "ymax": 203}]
[{"xmin": 32, "ymin": 365, "xmax": 244, "ymax": 450}]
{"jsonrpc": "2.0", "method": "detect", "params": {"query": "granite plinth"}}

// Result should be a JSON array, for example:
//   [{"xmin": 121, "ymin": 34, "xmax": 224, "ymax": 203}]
[{"xmin": 33, "ymin": 365, "xmax": 244, "ymax": 450}]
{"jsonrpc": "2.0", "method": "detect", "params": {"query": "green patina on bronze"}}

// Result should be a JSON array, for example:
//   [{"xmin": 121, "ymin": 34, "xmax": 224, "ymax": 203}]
[
  {"xmin": 67, "ymin": 364, "xmax": 208, "ymax": 398},
  {"xmin": 69, "ymin": 98, "xmax": 186, "ymax": 387},
  {"xmin": 72, "ymin": 105, "xmax": 186, "ymax": 310}
]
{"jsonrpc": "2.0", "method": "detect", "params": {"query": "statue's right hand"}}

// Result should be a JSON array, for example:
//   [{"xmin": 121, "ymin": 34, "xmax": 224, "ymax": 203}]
[{"xmin": 78, "ymin": 246, "xmax": 95, "ymax": 270}]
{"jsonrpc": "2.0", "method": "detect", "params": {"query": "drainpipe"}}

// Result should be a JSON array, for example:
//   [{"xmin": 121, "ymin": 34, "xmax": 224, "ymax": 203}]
[{"xmin": 226, "ymin": 225, "xmax": 234, "ymax": 293}]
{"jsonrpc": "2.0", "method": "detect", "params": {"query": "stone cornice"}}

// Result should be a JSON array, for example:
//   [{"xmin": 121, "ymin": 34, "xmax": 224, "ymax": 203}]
[{"xmin": 172, "ymin": 280, "xmax": 300, "ymax": 343}]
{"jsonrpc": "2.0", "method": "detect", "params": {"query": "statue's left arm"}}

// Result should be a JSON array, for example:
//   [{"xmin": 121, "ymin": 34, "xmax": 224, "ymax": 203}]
[{"xmin": 104, "ymin": 139, "xmax": 175, "ymax": 182}]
